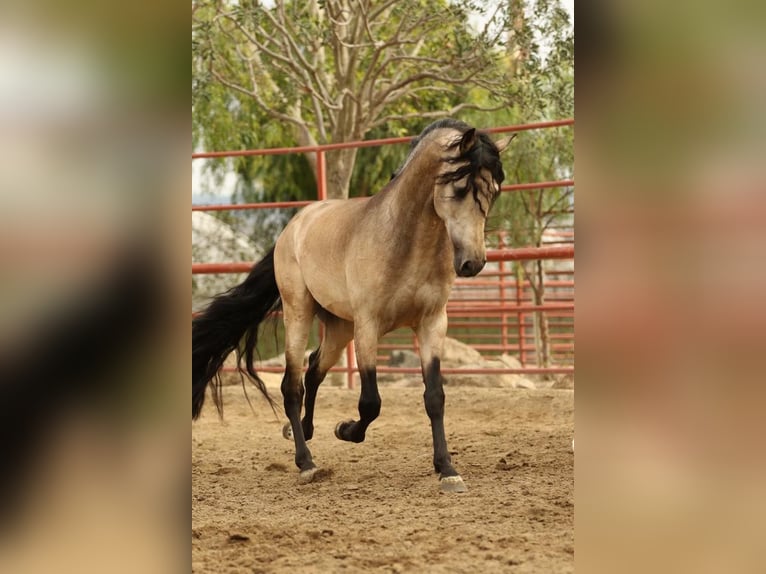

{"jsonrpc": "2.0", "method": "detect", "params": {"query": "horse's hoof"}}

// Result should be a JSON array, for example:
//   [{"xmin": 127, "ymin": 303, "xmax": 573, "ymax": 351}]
[
  {"xmin": 298, "ymin": 467, "xmax": 318, "ymax": 485},
  {"xmin": 440, "ymin": 475, "xmax": 467, "ymax": 493},
  {"xmin": 334, "ymin": 420, "xmax": 353, "ymax": 440},
  {"xmin": 282, "ymin": 423, "xmax": 293, "ymax": 440}
]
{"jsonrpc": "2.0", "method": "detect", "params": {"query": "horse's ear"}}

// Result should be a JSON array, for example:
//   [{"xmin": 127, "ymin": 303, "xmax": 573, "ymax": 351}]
[
  {"xmin": 495, "ymin": 134, "xmax": 517, "ymax": 154},
  {"xmin": 459, "ymin": 128, "xmax": 477, "ymax": 153}
]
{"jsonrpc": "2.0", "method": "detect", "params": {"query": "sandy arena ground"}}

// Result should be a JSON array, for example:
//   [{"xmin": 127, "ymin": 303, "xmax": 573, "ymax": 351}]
[{"xmin": 192, "ymin": 376, "xmax": 573, "ymax": 573}]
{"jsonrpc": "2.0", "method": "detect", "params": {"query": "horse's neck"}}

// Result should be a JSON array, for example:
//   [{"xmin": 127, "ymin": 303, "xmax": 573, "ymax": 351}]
[
  {"xmin": 376, "ymin": 154, "xmax": 448, "ymax": 253},
  {"xmin": 383, "ymin": 131, "xmax": 453, "ymax": 231}
]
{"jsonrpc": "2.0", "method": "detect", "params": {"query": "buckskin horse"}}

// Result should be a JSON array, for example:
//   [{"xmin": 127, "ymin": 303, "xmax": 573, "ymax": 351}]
[{"xmin": 192, "ymin": 119, "xmax": 511, "ymax": 492}]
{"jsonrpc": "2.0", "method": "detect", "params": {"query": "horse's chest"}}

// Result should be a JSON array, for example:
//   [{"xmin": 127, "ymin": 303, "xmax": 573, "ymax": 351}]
[
  {"xmin": 382, "ymin": 276, "xmax": 451, "ymax": 327},
  {"xmin": 413, "ymin": 279, "xmax": 450, "ymax": 310}
]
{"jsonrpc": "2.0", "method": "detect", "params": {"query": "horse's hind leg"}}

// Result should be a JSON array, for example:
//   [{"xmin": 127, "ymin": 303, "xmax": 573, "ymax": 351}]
[
  {"xmin": 279, "ymin": 289, "xmax": 319, "ymax": 483},
  {"xmin": 300, "ymin": 316, "xmax": 354, "ymax": 440},
  {"xmin": 416, "ymin": 310, "xmax": 466, "ymax": 492}
]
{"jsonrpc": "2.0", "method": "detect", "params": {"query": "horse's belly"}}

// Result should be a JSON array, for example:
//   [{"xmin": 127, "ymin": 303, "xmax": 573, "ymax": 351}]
[
  {"xmin": 323, "ymin": 299, "xmax": 354, "ymax": 322},
  {"xmin": 304, "ymin": 272, "xmax": 354, "ymax": 321},
  {"xmin": 316, "ymin": 292, "xmax": 354, "ymax": 322}
]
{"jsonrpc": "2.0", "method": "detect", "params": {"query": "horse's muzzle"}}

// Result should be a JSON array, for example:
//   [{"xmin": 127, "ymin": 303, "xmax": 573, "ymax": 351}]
[{"xmin": 456, "ymin": 258, "xmax": 486, "ymax": 277}]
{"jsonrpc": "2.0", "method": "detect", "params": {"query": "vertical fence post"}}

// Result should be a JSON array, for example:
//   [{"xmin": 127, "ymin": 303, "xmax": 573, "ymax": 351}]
[
  {"xmin": 516, "ymin": 266, "xmax": 526, "ymax": 367},
  {"xmin": 345, "ymin": 341, "xmax": 355, "ymax": 390},
  {"xmin": 498, "ymin": 232, "xmax": 508, "ymax": 354},
  {"xmin": 316, "ymin": 149, "xmax": 327, "ymax": 201}
]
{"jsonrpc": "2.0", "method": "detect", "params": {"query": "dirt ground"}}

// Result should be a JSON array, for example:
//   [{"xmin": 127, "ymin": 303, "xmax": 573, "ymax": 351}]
[{"xmin": 192, "ymin": 375, "xmax": 574, "ymax": 573}]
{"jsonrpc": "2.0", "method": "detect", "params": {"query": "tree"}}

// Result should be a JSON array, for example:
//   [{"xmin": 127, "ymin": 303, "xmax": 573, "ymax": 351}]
[
  {"xmin": 192, "ymin": 0, "xmax": 515, "ymax": 199},
  {"xmin": 486, "ymin": 0, "xmax": 573, "ymax": 370}
]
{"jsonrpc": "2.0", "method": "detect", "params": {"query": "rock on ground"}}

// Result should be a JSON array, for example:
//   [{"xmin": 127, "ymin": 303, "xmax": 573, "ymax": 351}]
[{"xmin": 218, "ymin": 336, "xmax": 542, "ymax": 390}]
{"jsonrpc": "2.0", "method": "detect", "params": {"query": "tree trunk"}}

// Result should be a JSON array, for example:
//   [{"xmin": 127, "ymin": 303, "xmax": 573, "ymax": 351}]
[
  {"xmin": 294, "ymin": 125, "xmax": 357, "ymax": 200},
  {"xmin": 533, "ymin": 257, "xmax": 552, "ymax": 373},
  {"xmin": 324, "ymin": 147, "xmax": 358, "ymax": 199}
]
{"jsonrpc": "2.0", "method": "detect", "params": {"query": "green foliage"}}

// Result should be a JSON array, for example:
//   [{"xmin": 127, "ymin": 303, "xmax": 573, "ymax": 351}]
[
  {"xmin": 475, "ymin": 0, "xmax": 574, "ymax": 251},
  {"xmin": 192, "ymin": 0, "xmax": 574, "ymax": 250}
]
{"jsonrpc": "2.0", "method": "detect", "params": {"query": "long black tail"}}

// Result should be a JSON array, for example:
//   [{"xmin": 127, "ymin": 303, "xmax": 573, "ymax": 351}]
[{"xmin": 192, "ymin": 247, "xmax": 280, "ymax": 419}]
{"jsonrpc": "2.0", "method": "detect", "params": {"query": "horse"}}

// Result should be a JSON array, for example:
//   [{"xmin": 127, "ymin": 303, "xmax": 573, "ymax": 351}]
[{"xmin": 192, "ymin": 118, "xmax": 512, "ymax": 492}]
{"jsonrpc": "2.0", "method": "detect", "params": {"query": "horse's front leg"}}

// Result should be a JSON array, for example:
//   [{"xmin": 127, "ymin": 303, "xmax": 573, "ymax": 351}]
[
  {"xmin": 335, "ymin": 322, "xmax": 381, "ymax": 443},
  {"xmin": 416, "ymin": 310, "xmax": 466, "ymax": 492}
]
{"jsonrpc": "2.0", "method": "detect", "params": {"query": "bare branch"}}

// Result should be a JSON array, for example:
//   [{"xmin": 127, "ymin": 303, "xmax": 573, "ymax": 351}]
[
  {"xmin": 369, "ymin": 67, "xmax": 487, "ymax": 118},
  {"xmin": 368, "ymin": 0, "xmax": 400, "ymax": 22},
  {"xmin": 258, "ymin": 4, "xmax": 332, "ymax": 99},
  {"xmin": 217, "ymin": 9, "xmax": 342, "ymax": 123},
  {"xmin": 521, "ymin": 263, "xmax": 541, "ymax": 297},
  {"xmin": 541, "ymin": 188, "xmax": 574, "ymax": 218},
  {"xmin": 209, "ymin": 69, "xmax": 288, "ymax": 125},
  {"xmin": 370, "ymin": 103, "xmax": 508, "ymax": 130}
]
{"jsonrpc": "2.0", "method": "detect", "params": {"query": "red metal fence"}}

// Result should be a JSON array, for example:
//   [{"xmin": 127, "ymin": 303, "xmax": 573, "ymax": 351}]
[{"xmin": 192, "ymin": 119, "xmax": 574, "ymax": 388}]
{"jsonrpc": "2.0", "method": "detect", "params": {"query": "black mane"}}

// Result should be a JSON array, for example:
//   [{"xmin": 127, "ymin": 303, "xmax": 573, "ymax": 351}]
[
  {"xmin": 409, "ymin": 118, "xmax": 473, "ymax": 148},
  {"xmin": 392, "ymin": 119, "xmax": 505, "ymax": 196},
  {"xmin": 439, "ymin": 127, "xmax": 505, "ymax": 190}
]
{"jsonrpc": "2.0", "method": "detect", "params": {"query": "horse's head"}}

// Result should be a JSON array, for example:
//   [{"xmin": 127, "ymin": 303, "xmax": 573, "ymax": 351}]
[{"xmin": 431, "ymin": 123, "xmax": 513, "ymax": 277}]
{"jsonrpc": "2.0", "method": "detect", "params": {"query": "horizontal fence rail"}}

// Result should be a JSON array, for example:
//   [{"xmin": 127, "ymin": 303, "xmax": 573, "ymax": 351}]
[
  {"xmin": 191, "ymin": 119, "xmax": 574, "ymax": 160},
  {"xmin": 191, "ymin": 246, "xmax": 575, "ymax": 275}
]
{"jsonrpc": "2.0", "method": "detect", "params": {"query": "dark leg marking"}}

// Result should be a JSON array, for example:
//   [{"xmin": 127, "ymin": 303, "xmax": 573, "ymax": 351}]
[
  {"xmin": 301, "ymin": 348, "xmax": 322, "ymax": 440},
  {"xmin": 424, "ymin": 358, "xmax": 460, "ymax": 479},
  {"xmin": 335, "ymin": 367, "xmax": 381, "ymax": 443},
  {"xmin": 281, "ymin": 369, "xmax": 316, "ymax": 478}
]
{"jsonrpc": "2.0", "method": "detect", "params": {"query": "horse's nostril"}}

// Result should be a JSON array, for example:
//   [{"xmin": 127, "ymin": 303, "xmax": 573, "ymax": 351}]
[{"xmin": 458, "ymin": 259, "xmax": 484, "ymax": 277}]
